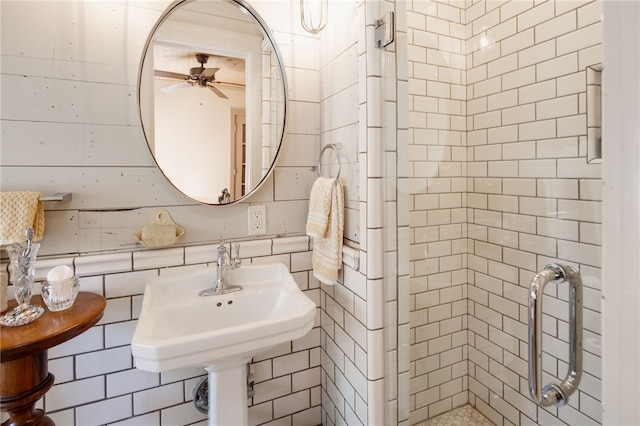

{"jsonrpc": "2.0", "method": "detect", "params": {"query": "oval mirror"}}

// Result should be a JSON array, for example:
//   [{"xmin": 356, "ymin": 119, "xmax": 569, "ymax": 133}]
[{"xmin": 138, "ymin": 0, "xmax": 287, "ymax": 205}]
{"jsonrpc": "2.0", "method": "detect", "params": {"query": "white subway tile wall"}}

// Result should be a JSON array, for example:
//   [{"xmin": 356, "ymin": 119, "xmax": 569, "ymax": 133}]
[
  {"xmin": 408, "ymin": 0, "xmax": 602, "ymax": 424},
  {"xmin": 38, "ymin": 236, "xmax": 321, "ymax": 426},
  {"xmin": 407, "ymin": 0, "xmax": 469, "ymax": 422},
  {"xmin": 313, "ymin": 0, "xmax": 393, "ymax": 424}
]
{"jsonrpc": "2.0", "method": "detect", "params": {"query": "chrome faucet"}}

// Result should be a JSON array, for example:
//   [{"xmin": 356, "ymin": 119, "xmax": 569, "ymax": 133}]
[{"xmin": 199, "ymin": 243, "xmax": 242, "ymax": 296}]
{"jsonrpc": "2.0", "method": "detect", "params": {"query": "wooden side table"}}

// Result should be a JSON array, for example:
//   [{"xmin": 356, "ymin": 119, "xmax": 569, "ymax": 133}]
[{"xmin": 0, "ymin": 292, "xmax": 106, "ymax": 426}]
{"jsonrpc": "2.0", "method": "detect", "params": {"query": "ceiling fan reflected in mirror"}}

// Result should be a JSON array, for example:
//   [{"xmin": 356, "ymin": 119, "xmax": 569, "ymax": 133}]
[{"xmin": 155, "ymin": 53, "xmax": 243, "ymax": 99}]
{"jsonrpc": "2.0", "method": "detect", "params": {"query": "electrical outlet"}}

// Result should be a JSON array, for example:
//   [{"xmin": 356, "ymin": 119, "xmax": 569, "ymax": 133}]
[{"xmin": 247, "ymin": 205, "xmax": 266, "ymax": 235}]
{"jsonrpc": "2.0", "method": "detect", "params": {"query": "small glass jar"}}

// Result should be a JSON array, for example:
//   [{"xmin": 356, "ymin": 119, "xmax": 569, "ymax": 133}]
[{"xmin": 41, "ymin": 276, "xmax": 80, "ymax": 312}]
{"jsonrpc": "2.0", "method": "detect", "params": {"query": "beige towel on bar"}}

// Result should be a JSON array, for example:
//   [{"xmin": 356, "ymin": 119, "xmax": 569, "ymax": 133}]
[
  {"xmin": 306, "ymin": 177, "xmax": 336, "ymax": 239},
  {"xmin": 0, "ymin": 192, "xmax": 45, "ymax": 245},
  {"xmin": 307, "ymin": 178, "xmax": 344, "ymax": 285}
]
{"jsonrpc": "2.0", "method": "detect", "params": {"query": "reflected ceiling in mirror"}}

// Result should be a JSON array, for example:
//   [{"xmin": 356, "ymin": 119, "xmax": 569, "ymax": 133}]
[{"xmin": 138, "ymin": 0, "xmax": 287, "ymax": 205}]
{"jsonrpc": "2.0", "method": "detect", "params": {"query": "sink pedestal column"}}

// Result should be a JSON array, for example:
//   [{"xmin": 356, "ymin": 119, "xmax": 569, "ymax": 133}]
[{"xmin": 206, "ymin": 358, "xmax": 251, "ymax": 426}]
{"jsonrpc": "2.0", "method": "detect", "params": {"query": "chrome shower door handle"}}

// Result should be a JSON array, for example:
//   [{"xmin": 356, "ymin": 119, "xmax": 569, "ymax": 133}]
[{"xmin": 528, "ymin": 263, "xmax": 583, "ymax": 407}]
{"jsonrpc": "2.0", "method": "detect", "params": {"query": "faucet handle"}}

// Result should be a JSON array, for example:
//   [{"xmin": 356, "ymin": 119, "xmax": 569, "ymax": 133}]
[{"xmin": 233, "ymin": 243, "xmax": 241, "ymax": 267}]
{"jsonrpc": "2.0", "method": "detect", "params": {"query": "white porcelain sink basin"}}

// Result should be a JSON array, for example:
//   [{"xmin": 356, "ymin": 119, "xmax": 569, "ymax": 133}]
[{"xmin": 131, "ymin": 263, "xmax": 316, "ymax": 373}]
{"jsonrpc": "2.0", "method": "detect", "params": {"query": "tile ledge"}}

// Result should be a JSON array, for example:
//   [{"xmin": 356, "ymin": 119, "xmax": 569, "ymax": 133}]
[{"xmin": 342, "ymin": 245, "xmax": 359, "ymax": 270}]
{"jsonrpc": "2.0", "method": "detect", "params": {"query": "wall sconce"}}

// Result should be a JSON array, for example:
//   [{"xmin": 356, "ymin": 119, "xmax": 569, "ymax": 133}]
[{"xmin": 300, "ymin": 0, "xmax": 327, "ymax": 34}]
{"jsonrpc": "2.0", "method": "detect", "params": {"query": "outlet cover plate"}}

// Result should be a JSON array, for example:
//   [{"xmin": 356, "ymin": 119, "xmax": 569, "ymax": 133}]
[{"xmin": 248, "ymin": 205, "xmax": 266, "ymax": 235}]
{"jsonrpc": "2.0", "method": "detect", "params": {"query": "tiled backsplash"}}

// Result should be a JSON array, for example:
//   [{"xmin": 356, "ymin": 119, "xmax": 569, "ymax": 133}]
[
  {"xmin": 35, "ymin": 236, "xmax": 322, "ymax": 426},
  {"xmin": 0, "ymin": 235, "xmax": 367, "ymax": 426}
]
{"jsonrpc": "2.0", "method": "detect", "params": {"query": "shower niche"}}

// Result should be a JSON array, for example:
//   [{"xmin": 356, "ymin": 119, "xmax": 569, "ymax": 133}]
[{"xmin": 587, "ymin": 64, "xmax": 603, "ymax": 163}]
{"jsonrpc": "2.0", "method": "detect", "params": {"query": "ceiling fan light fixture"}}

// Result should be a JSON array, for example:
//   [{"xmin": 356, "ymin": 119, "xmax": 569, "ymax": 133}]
[
  {"xmin": 189, "ymin": 66, "xmax": 205, "ymax": 77},
  {"xmin": 155, "ymin": 53, "xmax": 234, "ymax": 99}
]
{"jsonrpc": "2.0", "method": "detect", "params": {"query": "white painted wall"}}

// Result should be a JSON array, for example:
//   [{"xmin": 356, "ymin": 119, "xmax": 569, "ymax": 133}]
[
  {"xmin": 153, "ymin": 79, "xmax": 245, "ymax": 203},
  {"xmin": 0, "ymin": 0, "xmax": 318, "ymax": 256}
]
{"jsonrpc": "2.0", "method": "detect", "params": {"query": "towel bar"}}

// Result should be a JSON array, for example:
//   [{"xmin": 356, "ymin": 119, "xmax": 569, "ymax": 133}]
[
  {"xmin": 40, "ymin": 192, "xmax": 72, "ymax": 202},
  {"xmin": 316, "ymin": 144, "xmax": 341, "ymax": 180}
]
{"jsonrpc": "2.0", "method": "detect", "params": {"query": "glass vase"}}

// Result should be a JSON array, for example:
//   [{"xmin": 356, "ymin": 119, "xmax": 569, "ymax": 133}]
[{"xmin": 0, "ymin": 241, "xmax": 44, "ymax": 326}]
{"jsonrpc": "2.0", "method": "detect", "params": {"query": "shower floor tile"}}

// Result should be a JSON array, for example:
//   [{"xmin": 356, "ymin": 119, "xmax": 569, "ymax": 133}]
[{"xmin": 418, "ymin": 404, "xmax": 495, "ymax": 426}]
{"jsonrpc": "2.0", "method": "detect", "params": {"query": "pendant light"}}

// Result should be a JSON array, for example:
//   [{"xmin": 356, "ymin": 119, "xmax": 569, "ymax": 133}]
[{"xmin": 300, "ymin": 0, "xmax": 327, "ymax": 34}]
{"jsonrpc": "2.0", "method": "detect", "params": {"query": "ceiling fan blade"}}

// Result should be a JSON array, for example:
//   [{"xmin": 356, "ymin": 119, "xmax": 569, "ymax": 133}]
[
  {"xmin": 212, "ymin": 81, "xmax": 246, "ymax": 89},
  {"xmin": 155, "ymin": 70, "xmax": 188, "ymax": 80},
  {"xmin": 199, "ymin": 67, "xmax": 220, "ymax": 80},
  {"xmin": 208, "ymin": 85, "xmax": 228, "ymax": 99},
  {"xmin": 160, "ymin": 81, "xmax": 190, "ymax": 95}
]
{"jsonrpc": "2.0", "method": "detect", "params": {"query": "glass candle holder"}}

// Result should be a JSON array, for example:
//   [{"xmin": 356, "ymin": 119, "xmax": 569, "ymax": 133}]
[{"xmin": 41, "ymin": 276, "xmax": 80, "ymax": 312}]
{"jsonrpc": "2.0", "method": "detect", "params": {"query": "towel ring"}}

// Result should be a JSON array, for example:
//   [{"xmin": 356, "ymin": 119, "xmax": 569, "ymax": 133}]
[{"xmin": 317, "ymin": 143, "xmax": 341, "ymax": 180}]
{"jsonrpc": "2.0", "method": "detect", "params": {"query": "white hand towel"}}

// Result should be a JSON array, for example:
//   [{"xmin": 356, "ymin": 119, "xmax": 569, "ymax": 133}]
[{"xmin": 307, "ymin": 178, "xmax": 344, "ymax": 285}]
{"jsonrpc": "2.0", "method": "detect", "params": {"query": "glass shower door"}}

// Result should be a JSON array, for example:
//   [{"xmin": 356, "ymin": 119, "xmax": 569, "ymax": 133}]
[{"xmin": 402, "ymin": 0, "xmax": 605, "ymax": 424}]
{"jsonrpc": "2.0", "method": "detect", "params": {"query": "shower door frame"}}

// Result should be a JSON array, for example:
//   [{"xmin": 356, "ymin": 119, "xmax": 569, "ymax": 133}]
[{"xmin": 601, "ymin": 3, "xmax": 640, "ymax": 423}]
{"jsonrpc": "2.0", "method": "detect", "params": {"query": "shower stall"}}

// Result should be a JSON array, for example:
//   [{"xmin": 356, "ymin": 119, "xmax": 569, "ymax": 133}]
[{"xmin": 376, "ymin": 0, "xmax": 639, "ymax": 424}]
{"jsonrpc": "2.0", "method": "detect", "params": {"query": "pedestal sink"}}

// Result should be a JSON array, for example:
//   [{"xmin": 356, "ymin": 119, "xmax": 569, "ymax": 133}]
[{"xmin": 131, "ymin": 263, "xmax": 316, "ymax": 425}]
